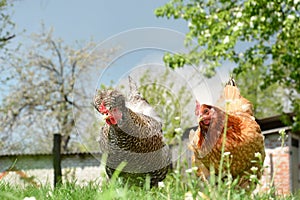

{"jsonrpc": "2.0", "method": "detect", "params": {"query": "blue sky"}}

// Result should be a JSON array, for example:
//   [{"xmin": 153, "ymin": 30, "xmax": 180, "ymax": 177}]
[
  {"xmin": 9, "ymin": 0, "xmax": 232, "ymax": 94},
  {"xmin": 10, "ymin": 0, "xmax": 193, "ymax": 86},
  {"xmin": 12, "ymin": 0, "xmax": 188, "ymax": 44},
  {"xmin": 9, "ymin": 0, "xmax": 232, "ymax": 105}
]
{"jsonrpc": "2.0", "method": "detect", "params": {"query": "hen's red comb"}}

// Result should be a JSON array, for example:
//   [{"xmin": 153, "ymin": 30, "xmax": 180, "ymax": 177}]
[
  {"xmin": 98, "ymin": 102, "xmax": 108, "ymax": 114},
  {"xmin": 195, "ymin": 100, "xmax": 201, "ymax": 116}
]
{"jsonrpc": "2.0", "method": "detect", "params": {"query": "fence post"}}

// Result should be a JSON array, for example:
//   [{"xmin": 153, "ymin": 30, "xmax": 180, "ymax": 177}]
[{"xmin": 53, "ymin": 133, "xmax": 62, "ymax": 187}]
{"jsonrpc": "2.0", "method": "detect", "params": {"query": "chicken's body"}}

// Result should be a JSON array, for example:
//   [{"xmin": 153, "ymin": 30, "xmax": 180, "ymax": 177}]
[
  {"xmin": 94, "ymin": 77, "xmax": 170, "ymax": 187},
  {"xmin": 190, "ymin": 78, "xmax": 265, "ymax": 189}
]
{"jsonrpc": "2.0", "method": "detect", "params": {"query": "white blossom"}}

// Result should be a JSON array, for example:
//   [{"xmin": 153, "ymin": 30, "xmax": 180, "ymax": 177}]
[
  {"xmin": 174, "ymin": 116, "xmax": 180, "ymax": 120},
  {"xmin": 174, "ymin": 127, "xmax": 183, "ymax": 133},
  {"xmin": 185, "ymin": 167, "xmax": 198, "ymax": 173},
  {"xmin": 250, "ymin": 21, "xmax": 254, "ymax": 28},
  {"xmin": 158, "ymin": 181, "xmax": 165, "ymax": 188},
  {"xmin": 250, "ymin": 16, "xmax": 257, "ymax": 21},
  {"xmin": 223, "ymin": 36, "xmax": 230, "ymax": 44},
  {"xmin": 23, "ymin": 197, "xmax": 36, "ymax": 200},
  {"xmin": 275, "ymin": 12, "xmax": 282, "ymax": 17},
  {"xmin": 251, "ymin": 166, "xmax": 258, "ymax": 172},
  {"xmin": 188, "ymin": 21, "xmax": 194, "ymax": 28},
  {"xmin": 254, "ymin": 152, "xmax": 261, "ymax": 159},
  {"xmin": 236, "ymin": 11, "xmax": 242, "ymax": 18},
  {"xmin": 233, "ymin": 22, "xmax": 243, "ymax": 32},
  {"xmin": 250, "ymin": 174, "xmax": 257, "ymax": 181},
  {"xmin": 287, "ymin": 14, "xmax": 295, "ymax": 20},
  {"xmin": 204, "ymin": 29, "xmax": 211, "ymax": 38},
  {"xmin": 267, "ymin": 2, "xmax": 274, "ymax": 9},
  {"xmin": 185, "ymin": 168, "xmax": 193, "ymax": 173}
]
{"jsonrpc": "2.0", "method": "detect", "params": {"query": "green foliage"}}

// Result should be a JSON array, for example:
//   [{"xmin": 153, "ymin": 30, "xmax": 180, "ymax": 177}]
[
  {"xmin": 155, "ymin": 0, "xmax": 300, "ymax": 130},
  {"xmin": 235, "ymin": 66, "xmax": 284, "ymax": 119},
  {"xmin": 138, "ymin": 69, "xmax": 192, "ymax": 144}
]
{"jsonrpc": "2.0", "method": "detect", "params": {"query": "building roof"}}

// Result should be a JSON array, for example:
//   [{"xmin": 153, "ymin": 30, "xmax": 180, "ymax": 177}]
[{"xmin": 256, "ymin": 113, "xmax": 294, "ymax": 131}]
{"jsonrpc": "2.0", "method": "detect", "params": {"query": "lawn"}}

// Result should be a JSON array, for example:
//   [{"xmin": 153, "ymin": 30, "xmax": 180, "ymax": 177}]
[
  {"xmin": 0, "ymin": 167, "xmax": 297, "ymax": 200},
  {"xmin": 0, "ymin": 132, "xmax": 297, "ymax": 200}
]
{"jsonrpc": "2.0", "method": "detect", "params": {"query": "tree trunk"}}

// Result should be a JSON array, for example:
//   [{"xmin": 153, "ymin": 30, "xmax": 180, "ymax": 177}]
[{"xmin": 53, "ymin": 133, "xmax": 62, "ymax": 187}]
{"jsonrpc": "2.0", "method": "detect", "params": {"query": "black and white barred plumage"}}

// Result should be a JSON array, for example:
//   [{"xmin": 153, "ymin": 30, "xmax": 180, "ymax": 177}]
[{"xmin": 94, "ymin": 76, "xmax": 170, "ymax": 187}]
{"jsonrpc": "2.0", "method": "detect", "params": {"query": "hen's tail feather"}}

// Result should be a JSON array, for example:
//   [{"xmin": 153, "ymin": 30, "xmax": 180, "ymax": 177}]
[
  {"xmin": 223, "ymin": 77, "xmax": 254, "ymax": 115},
  {"xmin": 128, "ymin": 76, "xmax": 140, "ymax": 99},
  {"xmin": 128, "ymin": 75, "xmax": 151, "ymax": 104},
  {"xmin": 226, "ymin": 76, "xmax": 236, "ymax": 86},
  {"xmin": 224, "ymin": 77, "xmax": 240, "ymax": 102},
  {"xmin": 127, "ymin": 76, "xmax": 162, "ymax": 122}
]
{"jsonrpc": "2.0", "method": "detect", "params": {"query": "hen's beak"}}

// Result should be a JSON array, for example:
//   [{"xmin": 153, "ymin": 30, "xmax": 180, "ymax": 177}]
[
  {"xmin": 198, "ymin": 116, "xmax": 203, "ymax": 123},
  {"xmin": 103, "ymin": 114, "xmax": 110, "ymax": 120}
]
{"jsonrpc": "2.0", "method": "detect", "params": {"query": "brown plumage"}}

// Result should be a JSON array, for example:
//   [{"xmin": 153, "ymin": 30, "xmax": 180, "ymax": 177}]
[
  {"xmin": 189, "ymin": 77, "xmax": 265, "ymax": 190},
  {"xmin": 94, "ymin": 77, "xmax": 170, "ymax": 187},
  {"xmin": 223, "ymin": 78, "xmax": 254, "ymax": 116}
]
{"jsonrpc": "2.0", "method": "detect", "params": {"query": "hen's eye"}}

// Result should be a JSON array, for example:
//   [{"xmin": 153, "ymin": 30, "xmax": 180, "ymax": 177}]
[{"xmin": 203, "ymin": 108, "xmax": 209, "ymax": 114}]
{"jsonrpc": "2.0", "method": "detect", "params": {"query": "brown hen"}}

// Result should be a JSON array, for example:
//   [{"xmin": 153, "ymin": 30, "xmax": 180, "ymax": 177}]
[{"xmin": 189, "ymin": 77, "xmax": 265, "ymax": 190}]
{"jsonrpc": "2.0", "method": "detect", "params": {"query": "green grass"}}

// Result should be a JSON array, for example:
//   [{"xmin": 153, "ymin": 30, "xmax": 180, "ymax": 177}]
[
  {"xmin": 0, "ymin": 130, "xmax": 297, "ymax": 200},
  {"xmin": 0, "ymin": 154, "xmax": 297, "ymax": 199},
  {"xmin": 0, "ymin": 168, "xmax": 298, "ymax": 200}
]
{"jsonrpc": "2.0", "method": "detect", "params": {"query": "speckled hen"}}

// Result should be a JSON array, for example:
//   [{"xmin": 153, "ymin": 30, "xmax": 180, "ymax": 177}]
[{"xmin": 94, "ymin": 76, "xmax": 170, "ymax": 187}]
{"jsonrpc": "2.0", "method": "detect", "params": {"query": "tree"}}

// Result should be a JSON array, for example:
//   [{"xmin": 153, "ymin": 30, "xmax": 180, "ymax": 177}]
[
  {"xmin": 155, "ymin": 0, "xmax": 300, "ymax": 130},
  {"xmin": 138, "ymin": 69, "xmax": 193, "ymax": 144},
  {"xmin": 0, "ymin": 0, "xmax": 15, "ymax": 49},
  {"xmin": 0, "ymin": 26, "xmax": 115, "ymax": 154},
  {"xmin": 234, "ymin": 65, "xmax": 285, "ymax": 119},
  {"xmin": 0, "ymin": 0, "xmax": 16, "ymax": 152},
  {"xmin": 0, "ymin": 0, "xmax": 15, "ymax": 82}
]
